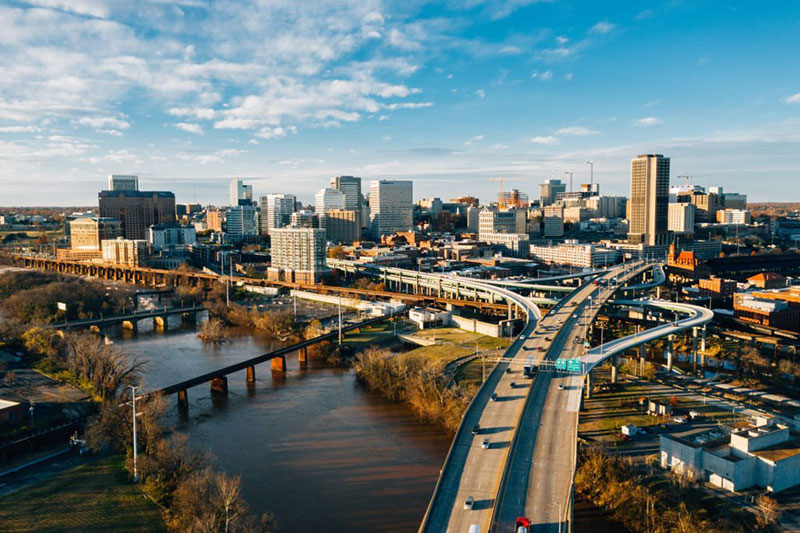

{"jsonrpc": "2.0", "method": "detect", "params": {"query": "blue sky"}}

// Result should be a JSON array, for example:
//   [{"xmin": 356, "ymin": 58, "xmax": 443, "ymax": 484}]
[{"xmin": 1, "ymin": 0, "xmax": 799, "ymax": 206}]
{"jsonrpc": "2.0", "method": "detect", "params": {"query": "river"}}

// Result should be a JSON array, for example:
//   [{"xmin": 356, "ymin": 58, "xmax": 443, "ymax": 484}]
[{"xmin": 108, "ymin": 319, "xmax": 452, "ymax": 532}]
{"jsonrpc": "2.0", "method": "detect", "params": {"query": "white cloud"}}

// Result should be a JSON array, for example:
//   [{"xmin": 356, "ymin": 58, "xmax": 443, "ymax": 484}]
[
  {"xmin": 76, "ymin": 116, "xmax": 130, "ymax": 130},
  {"xmin": 529, "ymin": 135, "xmax": 559, "ymax": 145},
  {"xmin": 175, "ymin": 122, "xmax": 204, "ymax": 135},
  {"xmin": 25, "ymin": 0, "xmax": 110, "ymax": 18},
  {"xmin": 786, "ymin": 93, "xmax": 800, "ymax": 104},
  {"xmin": 636, "ymin": 116, "xmax": 663, "ymax": 126},
  {"xmin": 557, "ymin": 126, "xmax": 599, "ymax": 136},
  {"xmin": 590, "ymin": 21, "xmax": 615, "ymax": 34},
  {"xmin": 531, "ymin": 70, "xmax": 553, "ymax": 80},
  {"xmin": 474, "ymin": 89, "xmax": 485, "ymax": 99},
  {"xmin": 0, "ymin": 125, "xmax": 40, "ymax": 133},
  {"xmin": 464, "ymin": 134, "xmax": 484, "ymax": 145}
]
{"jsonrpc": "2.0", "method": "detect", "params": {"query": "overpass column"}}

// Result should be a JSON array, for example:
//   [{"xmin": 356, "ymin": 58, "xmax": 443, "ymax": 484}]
[
  {"xmin": 639, "ymin": 344, "xmax": 646, "ymax": 377},
  {"xmin": 700, "ymin": 325, "xmax": 707, "ymax": 368},
  {"xmin": 585, "ymin": 371, "xmax": 592, "ymax": 399},
  {"xmin": 298, "ymin": 346, "xmax": 308, "ymax": 364},
  {"xmin": 667, "ymin": 335, "xmax": 674, "ymax": 372},
  {"xmin": 610, "ymin": 355, "xmax": 618, "ymax": 384},
  {"xmin": 692, "ymin": 327, "xmax": 699, "ymax": 375}
]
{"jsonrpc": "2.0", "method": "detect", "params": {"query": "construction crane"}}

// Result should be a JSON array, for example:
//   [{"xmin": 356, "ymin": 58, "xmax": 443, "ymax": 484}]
[{"xmin": 489, "ymin": 177, "xmax": 504, "ymax": 208}]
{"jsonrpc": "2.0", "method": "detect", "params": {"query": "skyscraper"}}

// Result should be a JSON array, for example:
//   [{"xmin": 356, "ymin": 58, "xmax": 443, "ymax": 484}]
[
  {"xmin": 369, "ymin": 180, "xmax": 413, "ymax": 237},
  {"xmin": 99, "ymin": 190, "xmax": 176, "ymax": 240},
  {"xmin": 539, "ymin": 179, "xmax": 566, "ymax": 207},
  {"xmin": 628, "ymin": 154, "xmax": 670, "ymax": 246},
  {"xmin": 229, "ymin": 178, "xmax": 253, "ymax": 206},
  {"xmin": 108, "ymin": 174, "xmax": 139, "ymax": 191},
  {"xmin": 225, "ymin": 204, "xmax": 259, "ymax": 242},
  {"xmin": 330, "ymin": 175, "xmax": 361, "ymax": 212},
  {"xmin": 260, "ymin": 194, "xmax": 296, "ymax": 236}
]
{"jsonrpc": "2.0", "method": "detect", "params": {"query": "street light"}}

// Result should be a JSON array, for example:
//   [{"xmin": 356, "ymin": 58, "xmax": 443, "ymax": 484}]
[{"xmin": 554, "ymin": 500, "xmax": 563, "ymax": 533}]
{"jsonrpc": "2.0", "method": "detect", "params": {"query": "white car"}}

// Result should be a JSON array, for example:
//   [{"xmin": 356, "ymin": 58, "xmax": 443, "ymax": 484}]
[
  {"xmin": 557, "ymin": 384, "xmax": 565, "ymax": 390},
  {"xmin": 464, "ymin": 496, "xmax": 475, "ymax": 510},
  {"xmin": 481, "ymin": 438, "xmax": 490, "ymax": 449}
]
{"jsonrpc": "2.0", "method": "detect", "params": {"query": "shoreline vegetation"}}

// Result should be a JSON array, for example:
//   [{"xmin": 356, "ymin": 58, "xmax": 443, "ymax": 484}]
[{"xmin": 0, "ymin": 270, "xmax": 275, "ymax": 532}]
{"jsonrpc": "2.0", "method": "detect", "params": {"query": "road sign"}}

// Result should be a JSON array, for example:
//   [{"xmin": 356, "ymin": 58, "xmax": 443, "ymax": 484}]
[
  {"xmin": 57, "ymin": 302, "xmax": 67, "ymax": 312},
  {"xmin": 555, "ymin": 359, "xmax": 567, "ymax": 371},
  {"xmin": 566, "ymin": 359, "xmax": 582, "ymax": 373}
]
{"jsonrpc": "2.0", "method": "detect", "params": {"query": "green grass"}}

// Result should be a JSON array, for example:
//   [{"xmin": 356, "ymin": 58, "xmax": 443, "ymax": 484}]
[
  {"xmin": 412, "ymin": 327, "xmax": 510, "ymax": 350},
  {"xmin": 399, "ymin": 343, "xmax": 473, "ymax": 363},
  {"xmin": 0, "ymin": 454, "xmax": 166, "ymax": 532}
]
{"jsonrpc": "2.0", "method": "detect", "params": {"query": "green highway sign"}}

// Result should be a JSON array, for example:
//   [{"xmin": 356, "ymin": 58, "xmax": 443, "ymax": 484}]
[
  {"xmin": 566, "ymin": 359, "xmax": 582, "ymax": 373},
  {"xmin": 555, "ymin": 359, "xmax": 567, "ymax": 371}
]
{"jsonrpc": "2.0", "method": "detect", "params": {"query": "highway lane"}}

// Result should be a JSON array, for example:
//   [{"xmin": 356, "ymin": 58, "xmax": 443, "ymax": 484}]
[{"xmin": 494, "ymin": 261, "xmax": 652, "ymax": 532}]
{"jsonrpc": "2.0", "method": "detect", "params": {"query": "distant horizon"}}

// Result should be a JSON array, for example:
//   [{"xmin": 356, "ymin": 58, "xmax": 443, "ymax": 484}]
[{"xmin": 1, "ymin": 2, "xmax": 799, "ymax": 205}]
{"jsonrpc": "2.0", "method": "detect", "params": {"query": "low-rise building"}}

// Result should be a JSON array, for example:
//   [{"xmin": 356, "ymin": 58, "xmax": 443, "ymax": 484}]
[
  {"xmin": 408, "ymin": 307, "xmax": 451, "ymax": 329},
  {"xmin": 660, "ymin": 419, "xmax": 800, "ymax": 493},
  {"xmin": 698, "ymin": 276, "xmax": 737, "ymax": 303},
  {"xmin": 734, "ymin": 293, "xmax": 800, "ymax": 332},
  {"xmin": 481, "ymin": 232, "xmax": 530, "ymax": 257},
  {"xmin": 529, "ymin": 240, "xmax": 618, "ymax": 268}
]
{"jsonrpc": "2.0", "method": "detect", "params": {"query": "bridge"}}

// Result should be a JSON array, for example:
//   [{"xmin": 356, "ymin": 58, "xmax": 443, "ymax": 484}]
[
  {"xmin": 47, "ymin": 304, "xmax": 206, "ymax": 333},
  {"xmin": 149, "ymin": 310, "xmax": 404, "ymax": 410}
]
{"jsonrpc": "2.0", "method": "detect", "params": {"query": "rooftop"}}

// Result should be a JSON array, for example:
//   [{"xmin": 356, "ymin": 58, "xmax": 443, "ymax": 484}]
[{"xmin": 750, "ymin": 440, "xmax": 800, "ymax": 462}]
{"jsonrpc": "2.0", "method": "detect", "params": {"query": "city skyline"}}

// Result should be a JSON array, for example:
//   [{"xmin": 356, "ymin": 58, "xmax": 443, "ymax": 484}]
[{"xmin": 1, "ymin": 1, "xmax": 800, "ymax": 205}]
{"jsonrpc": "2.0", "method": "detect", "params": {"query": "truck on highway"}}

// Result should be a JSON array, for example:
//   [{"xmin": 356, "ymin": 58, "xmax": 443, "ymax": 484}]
[
  {"xmin": 515, "ymin": 517, "xmax": 531, "ymax": 533},
  {"xmin": 523, "ymin": 359, "xmax": 535, "ymax": 378}
]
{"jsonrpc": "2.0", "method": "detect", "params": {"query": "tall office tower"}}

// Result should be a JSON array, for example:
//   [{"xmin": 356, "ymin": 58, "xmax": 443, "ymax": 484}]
[
  {"xmin": 225, "ymin": 204, "xmax": 260, "ymax": 242},
  {"xmin": 668, "ymin": 203, "xmax": 695, "ymax": 235},
  {"xmin": 539, "ymin": 179, "xmax": 567, "ymax": 207},
  {"xmin": 330, "ymin": 176, "xmax": 361, "ymax": 212},
  {"xmin": 108, "ymin": 174, "xmax": 139, "ymax": 191},
  {"xmin": 260, "ymin": 194, "xmax": 296, "ymax": 236},
  {"xmin": 369, "ymin": 180, "xmax": 413, "ymax": 237},
  {"xmin": 229, "ymin": 178, "xmax": 253, "ymax": 206},
  {"xmin": 99, "ymin": 190, "xmax": 176, "ymax": 240},
  {"xmin": 325, "ymin": 209, "xmax": 361, "ymax": 243},
  {"xmin": 268, "ymin": 226, "xmax": 328, "ymax": 283},
  {"xmin": 314, "ymin": 187, "xmax": 346, "ymax": 229},
  {"xmin": 628, "ymin": 154, "xmax": 670, "ymax": 246}
]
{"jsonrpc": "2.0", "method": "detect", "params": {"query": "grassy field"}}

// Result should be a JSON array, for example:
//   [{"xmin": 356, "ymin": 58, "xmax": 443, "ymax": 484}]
[
  {"xmin": 0, "ymin": 454, "xmax": 166, "ymax": 532},
  {"xmin": 412, "ymin": 327, "xmax": 510, "ymax": 350}
]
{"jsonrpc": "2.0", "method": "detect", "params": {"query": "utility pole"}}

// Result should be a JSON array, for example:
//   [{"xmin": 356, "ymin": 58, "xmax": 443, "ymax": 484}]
[
  {"xmin": 131, "ymin": 386, "xmax": 139, "ymax": 482},
  {"xmin": 338, "ymin": 294, "xmax": 343, "ymax": 345},
  {"xmin": 564, "ymin": 171, "xmax": 574, "ymax": 193}
]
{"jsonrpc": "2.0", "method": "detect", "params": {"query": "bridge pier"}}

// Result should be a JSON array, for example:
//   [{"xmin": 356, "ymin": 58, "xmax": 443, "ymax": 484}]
[
  {"xmin": 298, "ymin": 347, "xmax": 308, "ymax": 364},
  {"xmin": 246, "ymin": 365, "xmax": 256, "ymax": 385},
  {"xmin": 210, "ymin": 377, "xmax": 228, "ymax": 395},
  {"xmin": 153, "ymin": 315, "xmax": 167, "ymax": 330},
  {"xmin": 610, "ymin": 355, "xmax": 617, "ymax": 384},
  {"xmin": 585, "ymin": 371, "xmax": 592, "ymax": 399},
  {"xmin": 89, "ymin": 325, "xmax": 101, "ymax": 334},
  {"xmin": 692, "ymin": 327, "xmax": 699, "ymax": 375},
  {"xmin": 177, "ymin": 389, "xmax": 189, "ymax": 410},
  {"xmin": 667, "ymin": 335, "xmax": 674, "ymax": 372},
  {"xmin": 181, "ymin": 312, "xmax": 197, "ymax": 325},
  {"xmin": 121, "ymin": 320, "xmax": 137, "ymax": 332},
  {"xmin": 271, "ymin": 356, "xmax": 286, "ymax": 373}
]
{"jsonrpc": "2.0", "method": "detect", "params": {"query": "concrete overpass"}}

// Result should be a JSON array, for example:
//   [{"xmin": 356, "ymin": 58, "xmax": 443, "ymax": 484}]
[{"xmin": 47, "ymin": 304, "xmax": 206, "ymax": 333}]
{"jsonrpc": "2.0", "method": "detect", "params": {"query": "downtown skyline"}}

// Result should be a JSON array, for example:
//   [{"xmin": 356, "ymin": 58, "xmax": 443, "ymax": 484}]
[{"xmin": 1, "ymin": 0, "xmax": 800, "ymax": 205}]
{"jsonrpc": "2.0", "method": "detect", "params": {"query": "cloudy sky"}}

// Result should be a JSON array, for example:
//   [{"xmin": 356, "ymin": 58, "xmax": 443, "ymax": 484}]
[{"xmin": 1, "ymin": 0, "xmax": 799, "ymax": 206}]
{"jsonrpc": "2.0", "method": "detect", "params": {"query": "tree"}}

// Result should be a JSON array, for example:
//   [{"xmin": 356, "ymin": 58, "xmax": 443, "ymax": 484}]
[
  {"xmin": 327, "ymin": 245, "xmax": 348, "ymax": 259},
  {"xmin": 755, "ymin": 494, "xmax": 781, "ymax": 529}
]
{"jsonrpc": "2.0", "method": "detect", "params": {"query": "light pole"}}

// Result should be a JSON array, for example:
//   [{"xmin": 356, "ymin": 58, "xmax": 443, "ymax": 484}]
[
  {"xmin": 29, "ymin": 400, "xmax": 35, "ymax": 426},
  {"xmin": 585, "ymin": 160, "xmax": 594, "ymax": 189},
  {"xmin": 130, "ymin": 385, "xmax": 139, "ymax": 482},
  {"xmin": 338, "ymin": 294, "xmax": 343, "ymax": 345},
  {"xmin": 554, "ymin": 500, "xmax": 562, "ymax": 533}
]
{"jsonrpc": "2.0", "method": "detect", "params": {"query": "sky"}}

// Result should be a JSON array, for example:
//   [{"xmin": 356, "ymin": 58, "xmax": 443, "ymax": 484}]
[{"xmin": 1, "ymin": 0, "xmax": 799, "ymax": 206}]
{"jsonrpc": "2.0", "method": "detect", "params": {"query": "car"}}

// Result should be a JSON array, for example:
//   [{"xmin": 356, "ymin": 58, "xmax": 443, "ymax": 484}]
[
  {"xmin": 464, "ymin": 496, "xmax": 475, "ymax": 510},
  {"xmin": 572, "ymin": 314, "xmax": 579, "ymax": 319},
  {"xmin": 472, "ymin": 424, "xmax": 480, "ymax": 435},
  {"xmin": 519, "ymin": 334, "xmax": 526, "ymax": 340},
  {"xmin": 505, "ymin": 367, "xmax": 513, "ymax": 373},
  {"xmin": 491, "ymin": 393, "xmax": 498, "ymax": 402},
  {"xmin": 481, "ymin": 438, "xmax": 490, "ymax": 449},
  {"xmin": 510, "ymin": 382, "xmax": 516, "ymax": 389},
  {"xmin": 545, "ymin": 337, "xmax": 552, "ymax": 341},
  {"xmin": 557, "ymin": 384, "xmax": 565, "ymax": 390}
]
